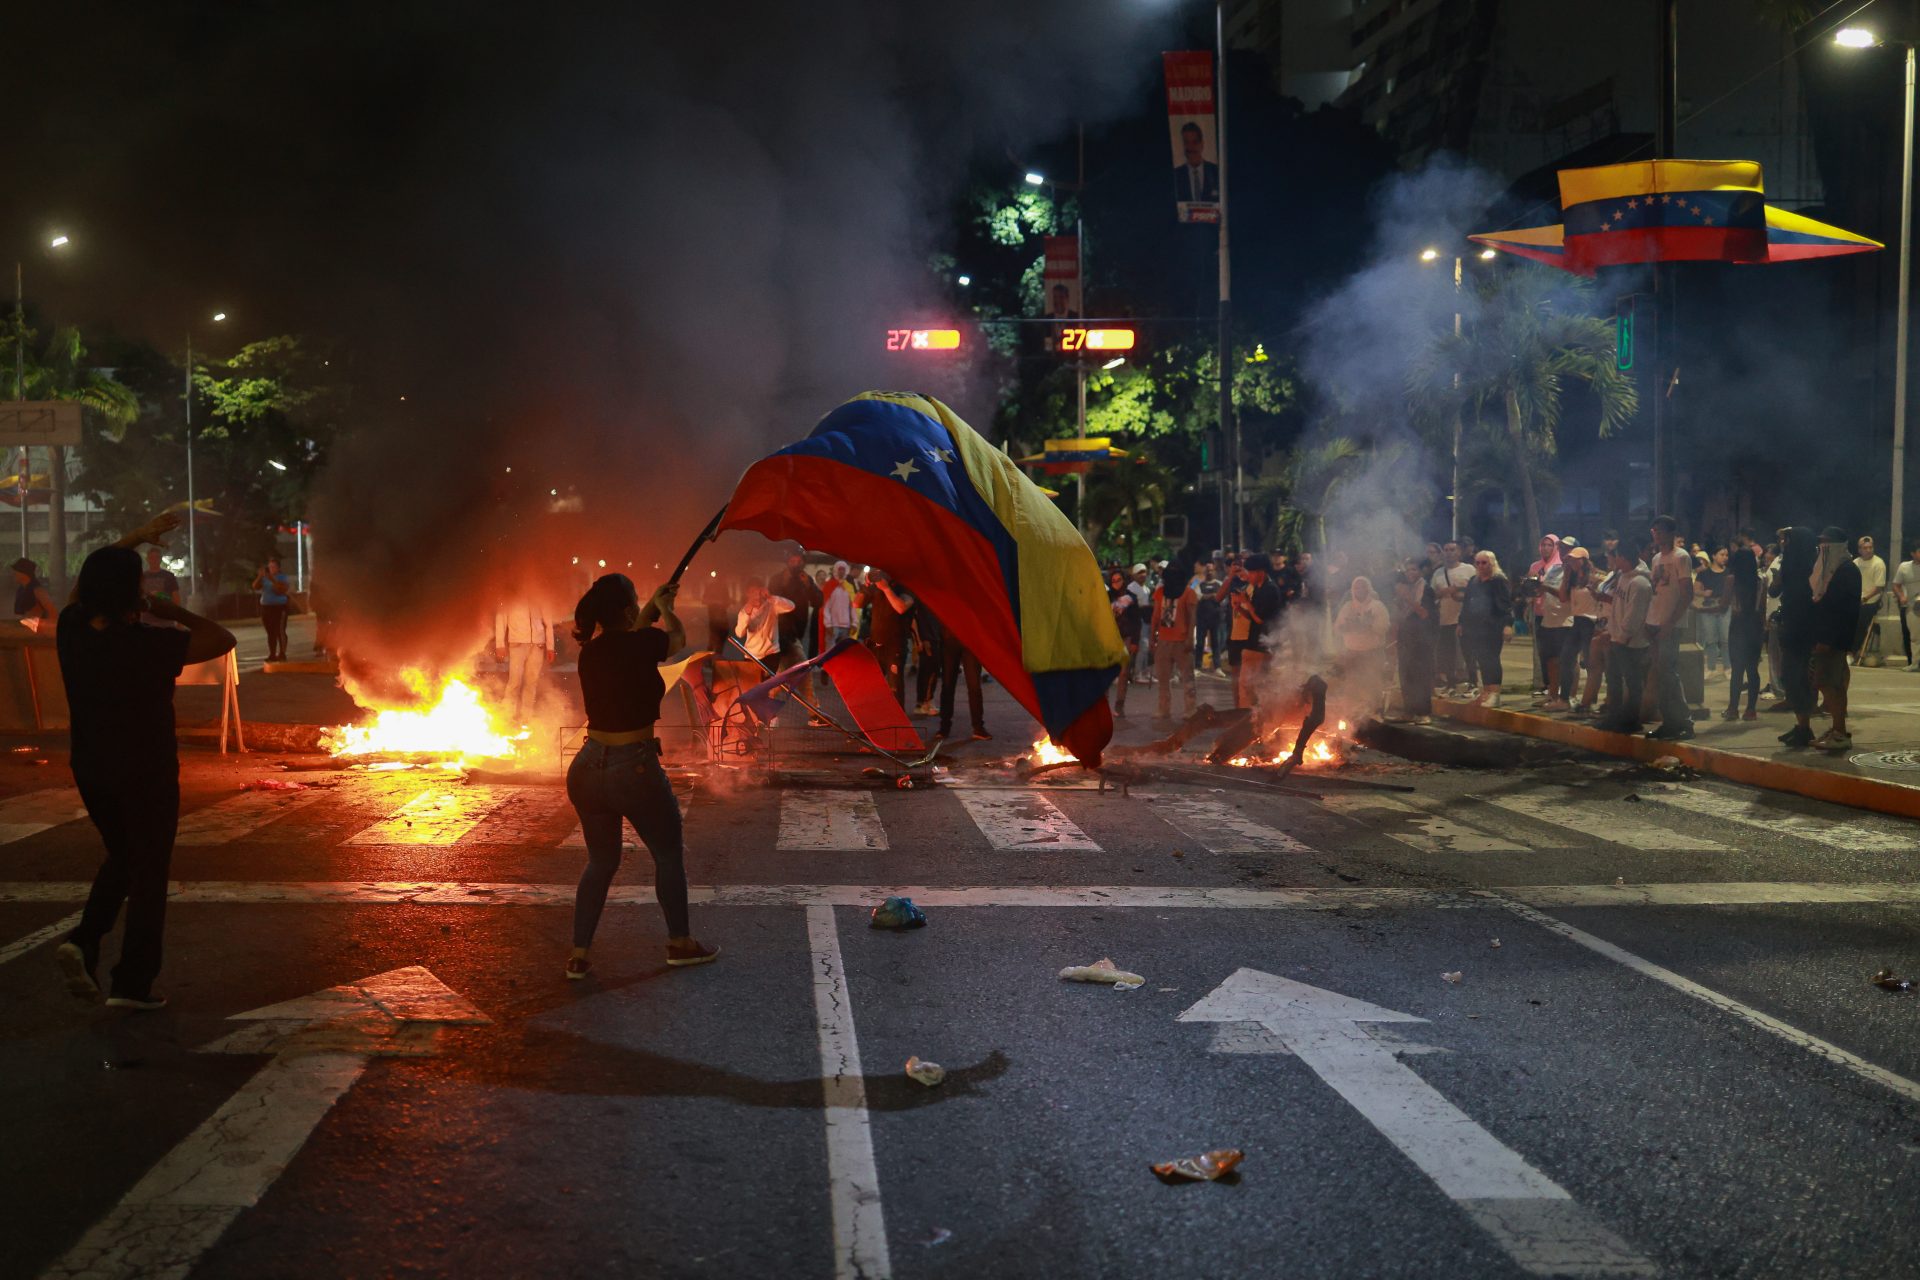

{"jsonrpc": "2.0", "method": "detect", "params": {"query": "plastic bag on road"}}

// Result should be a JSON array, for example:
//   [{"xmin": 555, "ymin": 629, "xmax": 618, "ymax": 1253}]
[
  {"xmin": 242, "ymin": 778, "xmax": 311, "ymax": 791},
  {"xmin": 1060, "ymin": 958, "xmax": 1144, "ymax": 990},
  {"xmin": 1152, "ymin": 1149, "xmax": 1244, "ymax": 1182},
  {"xmin": 870, "ymin": 896, "xmax": 928, "ymax": 929},
  {"xmin": 905, "ymin": 1056, "xmax": 946, "ymax": 1086}
]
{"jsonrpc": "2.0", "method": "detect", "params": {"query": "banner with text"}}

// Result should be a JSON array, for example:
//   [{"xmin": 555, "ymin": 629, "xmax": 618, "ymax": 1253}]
[
  {"xmin": 1043, "ymin": 236, "xmax": 1081, "ymax": 320},
  {"xmin": 1163, "ymin": 50, "xmax": 1219, "ymax": 225}
]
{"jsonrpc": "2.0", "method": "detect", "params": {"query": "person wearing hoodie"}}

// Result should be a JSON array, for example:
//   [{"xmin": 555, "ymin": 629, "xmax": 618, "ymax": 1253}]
[
  {"xmin": 1594, "ymin": 546, "xmax": 1652, "ymax": 734},
  {"xmin": 1773, "ymin": 526, "xmax": 1820, "ymax": 748},
  {"xmin": 1809, "ymin": 526, "xmax": 1862, "ymax": 750}
]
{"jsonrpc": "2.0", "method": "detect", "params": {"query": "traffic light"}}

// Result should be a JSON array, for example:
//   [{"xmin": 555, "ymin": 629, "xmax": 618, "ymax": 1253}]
[{"xmin": 1200, "ymin": 428, "xmax": 1221, "ymax": 474}]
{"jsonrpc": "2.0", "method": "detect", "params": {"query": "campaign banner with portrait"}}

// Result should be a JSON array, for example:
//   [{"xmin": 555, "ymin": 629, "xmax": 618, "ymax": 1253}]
[
  {"xmin": 1163, "ymin": 50, "xmax": 1219, "ymax": 225},
  {"xmin": 1042, "ymin": 236, "xmax": 1081, "ymax": 320}
]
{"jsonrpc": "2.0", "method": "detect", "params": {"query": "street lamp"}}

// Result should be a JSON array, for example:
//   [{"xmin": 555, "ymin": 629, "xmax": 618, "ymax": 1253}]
[
  {"xmin": 267, "ymin": 459, "xmax": 287, "ymax": 471},
  {"xmin": 49, "ymin": 235, "xmax": 68, "ymax": 249},
  {"xmin": 1023, "ymin": 171, "xmax": 1046, "ymax": 186},
  {"xmin": 1102, "ymin": 356, "xmax": 1126, "ymax": 370},
  {"xmin": 1836, "ymin": 26, "xmax": 1914, "ymax": 558}
]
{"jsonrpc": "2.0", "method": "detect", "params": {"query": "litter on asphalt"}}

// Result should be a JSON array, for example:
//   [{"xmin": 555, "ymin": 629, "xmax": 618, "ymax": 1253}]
[
  {"xmin": 1441, "ymin": 971, "xmax": 1464, "ymax": 984},
  {"xmin": 1060, "ymin": 958, "xmax": 1145, "ymax": 990},
  {"xmin": 905, "ymin": 1056, "xmax": 947, "ymax": 1086},
  {"xmin": 1871, "ymin": 968, "xmax": 1914, "ymax": 993},
  {"xmin": 1152, "ymin": 1149, "xmax": 1245, "ymax": 1182},
  {"xmin": 870, "ymin": 896, "xmax": 928, "ymax": 929}
]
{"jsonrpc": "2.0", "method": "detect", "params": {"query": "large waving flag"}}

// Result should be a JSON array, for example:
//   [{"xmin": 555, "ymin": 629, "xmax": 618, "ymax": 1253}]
[
  {"xmin": 720, "ymin": 392, "xmax": 1127, "ymax": 764},
  {"xmin": 1473, "ymin": 159, "xmax": 1881, "ymax": 277}
]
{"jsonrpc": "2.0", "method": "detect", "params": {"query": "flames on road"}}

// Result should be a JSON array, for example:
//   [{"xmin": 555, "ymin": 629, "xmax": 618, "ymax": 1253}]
[{"xmin": 323, "ymin": 670, "xmax": 526, "ymax": 766}]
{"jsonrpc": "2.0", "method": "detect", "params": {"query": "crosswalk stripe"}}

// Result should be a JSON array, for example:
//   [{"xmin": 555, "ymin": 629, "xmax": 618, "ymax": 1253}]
[
  {"xmin": 1642, "ymin": 784, "xmax": 1916, "ymax": 853},
  {"xmin": 175, "ymin": 789, "xmax": 328, "ymax": 845},
  {"xmin": 955, "ymin": 790, "xmax": 1100, "ymax": 851},
  {"xmin": 0, "ymin": 786, "xmax": 85, "ymax": 844},
  {"xmin": 1147, "ymin": 793, "xmax": 1311, "ymax": 853},
  {"xmin": 346, "ymin": 787, "xmax": 507, "ymax": 846},
  {"xmin": 779, "ymin": 790, "xmax": 888, "ymax": 851},
  {"xmin": 1319, "ymin": 795, "xmax": 1530, "ymax": 853},
  {"xmin": 1478, "ymin": 791, "xmax": 1726, "ymax": 851}
]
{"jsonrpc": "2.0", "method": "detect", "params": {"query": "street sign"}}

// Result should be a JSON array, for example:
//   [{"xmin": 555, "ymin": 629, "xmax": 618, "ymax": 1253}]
[
  {"xmin": 47, "ymin": 966, "xmax": 489, "ymax": 1280},
  {"xmin": 1060, "ymin": 327, "xmax": 1135, "ymax": 353},
  {"xmin": 885, "ymin": 328, "xmax": 961, "ymax": 352},
  {"xmin": 0, "ymin": 401, "xmax": 82, "ymax": 447},
  {"xmin": 1179, "ymin": 968, "xmax": 1654, "ymax": 1277}
]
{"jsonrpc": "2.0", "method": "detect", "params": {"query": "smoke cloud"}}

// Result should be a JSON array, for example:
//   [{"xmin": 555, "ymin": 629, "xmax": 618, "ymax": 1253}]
[{"xmin": 303, "ymin": 2, "xmax": 1179, "ymax": 699}]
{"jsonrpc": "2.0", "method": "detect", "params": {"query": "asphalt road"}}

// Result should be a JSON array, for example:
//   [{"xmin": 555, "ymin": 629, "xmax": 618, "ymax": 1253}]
[{"xmin": 3, "ymin": 706, "xmax": 1919, "ymax": 1280}]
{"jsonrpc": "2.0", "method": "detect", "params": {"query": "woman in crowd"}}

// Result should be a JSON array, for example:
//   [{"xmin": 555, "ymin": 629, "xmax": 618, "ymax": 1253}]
[
  {"xmin": 1461, "ymin": 551, "xmax": 1513, "ymax": 708},
  {"xmin": 565, "ymin": 573, "xmax": 717, "ymax": 979},
  {"xmin": 1108, "ymin": 568, "xmax": 1141, "ymax": 715},
  {"xmin": 1693, "ymin": 546, "xmax": 1731, "ymax": 674},
  {"xmin": 1334, "ymin": 574, "xmax": 1391, "ymax": 688},
  {"xmin": 1724, "ymin": 544, "xmax": 1765, "ymax": 721}
]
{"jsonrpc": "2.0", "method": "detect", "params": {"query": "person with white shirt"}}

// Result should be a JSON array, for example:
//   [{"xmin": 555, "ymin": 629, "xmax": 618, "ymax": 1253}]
[
  {"xmin": 732, "ymin": 578, "xmax": 795, "ymax": 662},
  {"xmin": 1852, "ymin": 534, "xmax": 1887, "ymax": 662},
  {"xmin": 1894, "ymin": 541, "xmax": 1920, "ymax": 670},
  {"xmin": 493, "ymin": 601, "xmax": 555, "ymax": 724},
  {"xmin": 1429, "ymin": 540, "xmax": 1474, "ymax": 696}
]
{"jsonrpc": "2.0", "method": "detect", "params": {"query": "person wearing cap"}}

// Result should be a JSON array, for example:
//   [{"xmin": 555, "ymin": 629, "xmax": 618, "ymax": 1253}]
[
  {"xmin": 1128, "ymin": 564, "xmax": 1154, "ymax": 684},
  {"xmin": 1809, "ymin": 526, "xmax": 1862, "ymax": 750},
  {"xmin": 1548, "ymin": 545, "xmax": 1598, "ymax": 711},
  {"xmin": 11, "ymin": 557, "xmax": 54, "ymax": 629}
]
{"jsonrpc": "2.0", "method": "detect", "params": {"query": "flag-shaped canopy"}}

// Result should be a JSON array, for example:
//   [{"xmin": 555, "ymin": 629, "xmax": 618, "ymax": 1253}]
[
  {"xmin": 1473, "ymin": 159, "xmax": 1881, "ymax": 276},
  {"xmin": 1015, "ymin": 436, "xmax": 1129, "ymax": 476},
  {"xmin": 720, "ymin": 392, "xmax": 1127, "ymax": 763}
]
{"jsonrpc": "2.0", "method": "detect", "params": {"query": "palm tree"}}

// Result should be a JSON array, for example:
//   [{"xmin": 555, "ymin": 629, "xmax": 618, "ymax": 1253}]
[
  {"xmin": 8, "ymin": 325, "xmax": 139, "ymax": 584},
  {"xmin": 1409, "ymin": 270, "xmax": 1636, "ymax": 547}
]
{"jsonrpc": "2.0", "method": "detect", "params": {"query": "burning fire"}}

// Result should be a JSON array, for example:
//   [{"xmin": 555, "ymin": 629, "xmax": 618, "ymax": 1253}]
[
  {"xmin": 1029, "ymin": 736, "xmax": 1077, "ymax": 768},
  {"xmin": 325, "ymin": 671, "xmax": 523, "ymax": 764}
]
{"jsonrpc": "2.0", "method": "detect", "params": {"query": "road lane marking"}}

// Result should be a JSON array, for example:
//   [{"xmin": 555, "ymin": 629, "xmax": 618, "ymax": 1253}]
[
  {"xmin": 1180, "ymin": 970, "xmax": 1654, "ymax": 1276},
  {"xmin": 1500, "ymin": 897, "xmax": 1920, "ymax": 1107},
  {"xmin": 1319, "ymin": 795, "xmax": 1532, "ymax": 853},
  {"xmin": 345, "ymin": 787, "xmax": 506, "ymax": 846},
  {"xmin": 1476, "ymin": 791, "xmax": 1725, "ymax": 851},
  {"xmin": 779, "ymin": 790, "xmax": 888, "ymax": 851},
  {"xmin": 0, "ymin": 786, "xmax": 85, "ymax": 844},
  {"xmin": 955, "ymin": 790, "xmax": 1100, "ymax": 851},
  {"xmin": 1639, "ymin": 784, "xmax": 1915, "ymax": 852},
  {"xmin": 0, "ymin": 910, "xmax": 81, "ymax": 966},
  {"xmin": 3, "ymin": 879, "xmax": 1918, "ymax": 911},
  {"xmin": 175, "ymin": 789, "xmax": 328, "ymax": 845},
  {"xmin": 805, "ymin": 904, "xmax": 891, "ymax": 1280},
  {"xmin": 40, "ymin": 967, "xmax": 488, "ymax": 1280},
  {"xmin": 1145, "ymin": 793, "xmax": 1312, "ymax": 853}
]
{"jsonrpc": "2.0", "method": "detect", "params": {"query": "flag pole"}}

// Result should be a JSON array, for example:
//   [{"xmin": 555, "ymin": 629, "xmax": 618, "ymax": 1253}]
[{"xmin": 669, "ymin": 505, "xmax": 728, "ymax": 585}]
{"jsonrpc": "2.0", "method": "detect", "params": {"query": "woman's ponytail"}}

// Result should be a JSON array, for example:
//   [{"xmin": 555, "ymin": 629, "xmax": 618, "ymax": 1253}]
[{"xmin": 573, "ymin": 573, "xmax": 638, "ymax": 645}]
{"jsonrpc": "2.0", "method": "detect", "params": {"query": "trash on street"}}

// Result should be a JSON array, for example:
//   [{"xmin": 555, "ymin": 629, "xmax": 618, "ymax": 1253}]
[
  {"xmin": 870, "ymin": 896, "xmax": 928, "ymax": 929},
  {"xmin": 1152, "ymin": 1149, "xmax": 1245, "ymax": 1182},
  {"xmin": 1871, "ymin": 968, "xmax": 1914, "ymax": 992},
  {"xmin": 905, "ymin": 1056, "xmax": 946, "ymax": 1086},
  {"xmin": 1060, "ymin": 958, "xmax": 1144, "ymax": 989},
  {"xmin": 1441, "ymin": 971, "xmax": 1464, "ymax": 983}
]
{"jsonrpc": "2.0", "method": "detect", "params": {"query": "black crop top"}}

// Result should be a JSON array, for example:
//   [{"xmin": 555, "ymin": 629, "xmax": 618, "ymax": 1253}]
[{"xmin": 578, "ymin": 627, "xmax": 671, "ymax": 731}]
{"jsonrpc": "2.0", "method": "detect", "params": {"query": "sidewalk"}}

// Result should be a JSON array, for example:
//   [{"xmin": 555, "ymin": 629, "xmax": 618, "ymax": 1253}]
[{"xmin": 1433, "ymin": 632, "xmax": 1920, "ymax": 820}]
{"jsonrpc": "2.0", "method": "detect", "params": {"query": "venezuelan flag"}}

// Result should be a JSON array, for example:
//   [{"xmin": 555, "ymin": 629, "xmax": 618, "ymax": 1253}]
[
  {"xmin": 720, "ymin": 392, "xmax": 1128, "ymax": 763},
  {"xmin": 1559, "ymin": 159, "xmax": 1768, "ymax": 272}
]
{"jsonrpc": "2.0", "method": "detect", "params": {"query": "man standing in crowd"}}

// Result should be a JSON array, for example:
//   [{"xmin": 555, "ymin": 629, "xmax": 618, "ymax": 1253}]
[
  {"xmin": 1128, "ymin": 564, "xmax": 1154, "ymax": 683},
  {"xmin": 492, "ymin": 600, "xmax": 555, "ymax": 725},
  {"xmin": 140, "ymin": 549, "xmax": 180, "ymax": 605},
  {"xmin": 1852, "ymin": 533, "xmax": 1887, "ymax": 663},
  {"xmin": 1894, "ymin": 541, "xmax": 1920, "ymax": 670},
  {"xmin": 1193, "ymin": 560, "xmax": 1222, "ymax": 674},
  {"xmin": 1594, "ymin": 544, "xmax": 1651, "ymax": 734},
  {"xmin": 861, "ymin": 571, "xmax": 915, "ymax": 705},
  {"xmin": 1233, "ymin": 553, "xmax": 1282, "ymax": 710},
  {"xmin": 770, "ymin": 548, "xmax": 823, "ymax": 702},
  {"xmin": 1150, "ymin": 559, "xmax": 1199, "ymax": 720},
  {"xmin": 1430, "ymin": 540, "xmax": 1473, "ymax": 696},
  {"xmin": 1812, "ymin": 527, "xmax": 1863, "ymax": 750},
  {"xmin": 1645, "ymin": 515, "xmax": 1695, "ymax": 741}
]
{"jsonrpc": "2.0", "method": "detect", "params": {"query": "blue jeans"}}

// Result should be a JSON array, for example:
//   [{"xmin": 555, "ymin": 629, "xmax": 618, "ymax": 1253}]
[
  {"xmin": 1696, "ymin": 610, "xmax": 1729, "ymax": 669},
  {"xmin": 566, "ymin": 738, "xmax": 689, "ymax": 946}
]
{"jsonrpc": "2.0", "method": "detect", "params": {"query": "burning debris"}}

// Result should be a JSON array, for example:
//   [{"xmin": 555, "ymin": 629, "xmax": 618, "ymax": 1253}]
[{"xmin": 323, "ymin": 670, "xmax": 530, "ymax": 768}]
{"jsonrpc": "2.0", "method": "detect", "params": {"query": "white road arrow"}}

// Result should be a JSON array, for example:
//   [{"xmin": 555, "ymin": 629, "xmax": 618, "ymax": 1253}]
[
  {"xmin": 42, "ymin": 966, "xmax": 489, "ymax": 1280},
  {"xmin": 1180, "ymin": 968, "xmax": 1655, "ymax": 1278}
]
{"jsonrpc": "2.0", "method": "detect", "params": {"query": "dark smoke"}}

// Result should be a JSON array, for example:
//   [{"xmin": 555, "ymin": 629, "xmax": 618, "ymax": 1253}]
[{"xmin": 305, "ymin": 2, "xmax": 1179, "ymax": 698}]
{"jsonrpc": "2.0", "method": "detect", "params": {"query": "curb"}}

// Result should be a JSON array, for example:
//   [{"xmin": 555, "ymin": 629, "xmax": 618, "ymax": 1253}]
[{"xmin": 1433, "ymin": 698, "xmax": 1920, "ymax": 822}]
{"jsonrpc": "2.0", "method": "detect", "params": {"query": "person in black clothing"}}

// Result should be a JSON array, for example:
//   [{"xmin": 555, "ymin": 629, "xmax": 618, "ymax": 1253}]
[
  {"xmin": 1807, "ymin": 526, "xmax": 1862, "ymax": 751},
  {"xmin": 1460, "ymin": 551, "xmax": 1513, "ymax": 707},
  {"xmin": 935, "ymin": 617, "xmax": 987, "ymax": 741},
  {"xmin": 1233, "ymin": 553, "xmax": 1283, "ymax": 709},
  {"xmin": 1723, "ymin": 546, "xmax": 1766, "ymax": 721},
  {"xmin": 565, "ymin": 573, "xmax": 717, "ymax": 979},
  {"xmin": 54, "ymin": 515, "xmax": 235, "ymax": 1010},
  {"xmin": 769, "ymin": 549, "xmax": 823, "ymax": 701},
  {"xmin": 1392, "ymin": 557, "xmax": 1437, "ymax": 722},
  {"xmin": 1773, "ymin": 527, "xmax": 1819, "ymax": 747},
  {"xmin": 1108, "ymin": 569, "xmax": 1142, "ymax": 715}
]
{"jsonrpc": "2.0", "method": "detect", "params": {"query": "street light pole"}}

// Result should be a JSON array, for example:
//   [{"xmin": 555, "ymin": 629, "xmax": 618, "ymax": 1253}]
[
  {"xmin": 1893, "ymin": 42, "xmax": 1914, "ymax": 560},
  {"xmin": 1216, "ymin": 0, "xmax": 1238, "ymax": 551},
  {"xmin": 1452, "ymin": 254, "xmax": 1463, "ymax": 542},
  {"xmin": 185, "ymin": 331, "xmax": 196, "ymax": 604}
]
